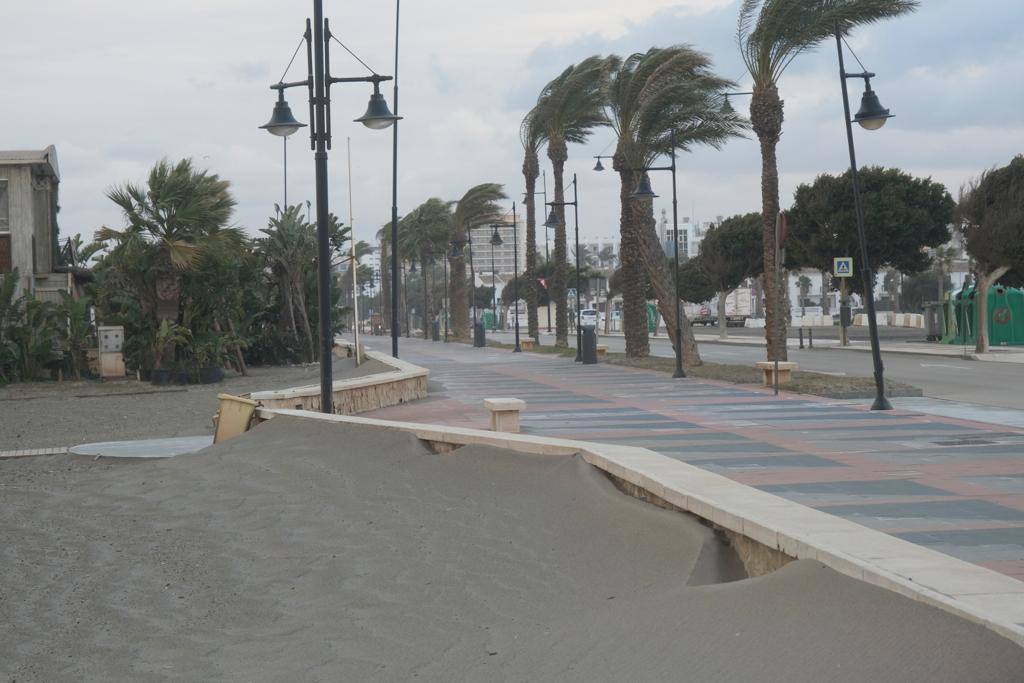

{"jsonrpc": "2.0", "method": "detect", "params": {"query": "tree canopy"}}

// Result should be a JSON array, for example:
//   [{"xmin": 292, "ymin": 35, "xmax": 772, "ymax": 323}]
[
  {"xmin": 786, "ymin": 166, "xmax": 954, "ymax": 293},
  {"xmin": 693, "ymin": 213, "xmax": 763, "ymax": 295}
]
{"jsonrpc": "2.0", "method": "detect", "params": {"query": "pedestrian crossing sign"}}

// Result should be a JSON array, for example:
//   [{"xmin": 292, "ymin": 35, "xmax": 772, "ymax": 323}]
[{"xmin": 834, "ymin": 257, "xmax": 853, "ymax": 278}]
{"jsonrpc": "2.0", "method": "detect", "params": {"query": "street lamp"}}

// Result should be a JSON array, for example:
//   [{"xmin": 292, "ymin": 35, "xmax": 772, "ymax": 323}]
[
  {"xmin": 523, "ymin": 170, "xmax": 551, "ymax": 335},
  {"xmin": 491, "ymin": 204, "xmax": 521, "ymax": 352},
  {"xmin": 546, "ymin": 174, "xmax": 582, "ymax": 362},
  {"xmin": 490, "ymin": 225, "xmax": 503, "ymax": 331},
  {"xmin": 260, "ymin": 90, "xmax": 306, "ymax": 207},
  {"xmin": 835, "ymin": 26, "xmax": 893, "ymax": 411},
  {"xmin": 594, "ymin": 131, "xmax": 686, "ymax": 379},
  {"xmin": 261, "ymin": 3, "xmax": 399, "ymax": 414}
]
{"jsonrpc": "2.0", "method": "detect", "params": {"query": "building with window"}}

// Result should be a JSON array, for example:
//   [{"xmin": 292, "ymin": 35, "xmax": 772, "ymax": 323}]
[
  {"xmin": 468, "ymin": 218, "xmax": 526, "ymax": 276},
  {"xmin": 0, "ymin": 146, "xmax": 63, "ymax": 297}
]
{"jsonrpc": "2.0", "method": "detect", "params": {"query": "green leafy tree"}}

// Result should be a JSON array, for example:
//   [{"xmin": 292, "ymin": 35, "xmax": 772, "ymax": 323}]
[
  {"xmin": 738, "ymin": 0, "xmax": 918, "ymax": 361},
  {"xmin": 786, "ymin": 167, "xmax": 955, "ymax": 296},
  {"xmin": 533, "ymin": 56, "xmax": 610, "ymax": 347},
  {"xmin": 398, "ymin": 198, "xmax": 454, "ymax": 335},
  {"xmin": 58, "ymin": 292, "xmax": 94, "ymax": 380},
  {"xmin": 959, "ymin": 155, "xmax": 1024, "ymax": 353},
  {"xmin": 604, "ymin": 46, "xmax": 745, "ymax": 364},
  {"xmin": 693, "ymin": 213, "xmax": 764, "ymax": 339}
]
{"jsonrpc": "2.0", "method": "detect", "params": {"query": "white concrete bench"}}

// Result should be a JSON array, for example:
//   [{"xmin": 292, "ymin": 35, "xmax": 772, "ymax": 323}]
[
  {"xmin": 596, "ymin": 345, "xmax": 608, "ymax": 359},
  {"xmin": 755, "ymin": 361, "xmax": 799, "ymax": 386},
  {"xmin": 520, "ymin": 338, "xmax": 536, "ymax": 351},
  {"xmin": 484, "ymin": 398, "xmax": 526, "ymax": 433}
]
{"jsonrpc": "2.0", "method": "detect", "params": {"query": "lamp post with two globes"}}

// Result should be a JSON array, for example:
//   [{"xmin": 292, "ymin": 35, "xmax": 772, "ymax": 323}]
[{"xmin": 260, "ymin": 1, "xmax": 399, "ymax": 414}]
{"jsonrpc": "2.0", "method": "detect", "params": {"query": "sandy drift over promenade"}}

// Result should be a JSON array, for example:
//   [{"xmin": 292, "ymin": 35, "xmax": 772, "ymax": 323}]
[{"xmin": 2, "ymin": 416, "xmax": 1022, "ymax": 681}]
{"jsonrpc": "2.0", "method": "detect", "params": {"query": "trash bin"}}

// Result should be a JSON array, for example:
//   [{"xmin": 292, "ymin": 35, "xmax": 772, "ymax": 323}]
[
  {"xmin": 839, "ymin": 304, "xmax": 852, "ymax": 328},
  {"xmin": 923, "ymin": 302, "xmax": 944, "ymax": 341},
  {"xmin": 432, "ymin": 320, "xmax": 440, "ymax": 342},
  {"xmin": 581, "ymin": 327, "xmax": 598, "ymax": 364},
  {"xmin": 473, "ymin": 321, "xmax": 486, "ymax": 348}
]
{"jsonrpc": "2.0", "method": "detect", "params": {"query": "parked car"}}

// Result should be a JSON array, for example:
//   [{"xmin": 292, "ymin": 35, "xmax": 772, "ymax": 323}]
[{"xmin": 580, "ymin": 308, "xmax": 599, "ymax": 329}]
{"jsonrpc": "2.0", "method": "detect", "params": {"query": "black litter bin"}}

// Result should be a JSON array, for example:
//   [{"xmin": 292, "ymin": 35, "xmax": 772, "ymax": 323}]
[
  {"xmin": 581, "ymin": 327, "xmax": 598, "ymax": 364},
  {"xmin": 473, "ymin": 322, "xmax": 486, "ymax": 347},
  {"xmin": 432, "ymin": 321, "xmax": 440, "ymax": 342}
]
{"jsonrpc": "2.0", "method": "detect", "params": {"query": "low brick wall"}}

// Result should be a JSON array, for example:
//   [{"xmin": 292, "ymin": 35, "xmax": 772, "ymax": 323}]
[{"xmin": 250, "ymin": 343, "xmax": 428, "ymax": 415}]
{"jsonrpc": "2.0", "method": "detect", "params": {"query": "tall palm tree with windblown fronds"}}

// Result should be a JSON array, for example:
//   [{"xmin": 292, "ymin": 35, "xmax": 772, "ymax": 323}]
[
  {"xmin": 738, "ymin": 0, "xmax": 918, "ymax": 361},
  {"xmin": 398, "ymin": 198, "xmax": 453, "ymax": 335},
  {"xmin": 97, "ymin": 158, "xmax": 240, "ymax": 323},
  {"xmin": 449, "ymin": 184, "xmax": 507, "ymax": 340},
  {"xmin": 605, "ymin": 46, "xmax": 747, "ymax": 361},
  {"xmin": 520, "ymin": 107, "xmax": 547, "ymax": 342},
  {"xmin": 533, "ymin": 56, "xmax": 611, "ymax": 347}
]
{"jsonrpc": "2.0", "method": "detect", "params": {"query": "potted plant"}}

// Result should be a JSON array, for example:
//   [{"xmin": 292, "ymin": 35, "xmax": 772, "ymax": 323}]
[
  {"xmin": 150, "ymin": 320, "xmax": 191, "ymax": 386},
  {"xmin": 194, "ymin": 333, "xmax": 226, "ymax": 384}
]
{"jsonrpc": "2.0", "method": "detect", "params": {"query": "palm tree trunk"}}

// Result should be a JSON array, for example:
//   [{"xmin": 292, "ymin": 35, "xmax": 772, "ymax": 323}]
[
  {"xmin": 634, "ymin": 195, "xmax": 701, "ymax": 366},
  {"xmin": 617, "ymin": 164, "xmax": 650, "ymax": 358},
  {"xmin": 292, "ymin": 276, "xmax": 316, "ymax": 362},
  {"xmin": 421, "ymin": 248, "xmax": 431, "ymax": 339},
  {"xmin": 450, "ymin": 246, "xmax": 469, "ymax": 340},
  {"xmin": 718, "ymin": 291, "xmax": 729, "ymax": 340},
  {"xmin": 280, "ymin": 273, "xmax": 299, "ymax": 340},
  {"xmin": 751, "ymin": 84, "xmax": 788, "ymax": 362},
  {"xmin": 380, "ymin": 241, "xmax": 392, "ymax": 334},
  {"xmin": 548, "ymin": 137, "xmax": 569, "ymax": 348},
  {"xmin": 523, "ymin": 153, "xmax": 540, "ymax": 341}
]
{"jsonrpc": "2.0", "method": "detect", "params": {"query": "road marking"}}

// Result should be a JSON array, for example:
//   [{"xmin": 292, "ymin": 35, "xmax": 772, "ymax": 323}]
[{"xmin": 920, "ymin": 363, "xmax": 969, "ymax": 370}]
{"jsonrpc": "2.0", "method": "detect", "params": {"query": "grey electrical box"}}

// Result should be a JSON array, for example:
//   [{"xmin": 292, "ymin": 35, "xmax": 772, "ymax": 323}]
[{"xmin": 98, "ymin": 326, "xmax": 124, "ymax": 354}]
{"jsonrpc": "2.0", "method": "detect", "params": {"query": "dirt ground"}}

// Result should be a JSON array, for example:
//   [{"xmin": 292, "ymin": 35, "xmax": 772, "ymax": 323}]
[
  {"xmin": 2, "ymin": 416, "xmax": 1022, "ymax": 681},
  {"xmin": 0, "ymin": 356, "xmax": 390, "ymax": 451}
]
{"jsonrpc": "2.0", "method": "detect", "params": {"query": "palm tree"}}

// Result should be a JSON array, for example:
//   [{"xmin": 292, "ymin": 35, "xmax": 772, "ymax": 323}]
[
  {"xmin": 97, "ymin": 158, "xmax": 239, "ymax": 323},
  {"xmin": 605, "ymin": 47, "xmax": 746, "ymax": 362},
  {"xmin": 398, "ymin": 198, "xmax": 453, "ymax": 336},
  {"xmin": 738, "ymin": 0, "xmax": 918, "ymax": 361},
  {"xmin": 449, "ymin": 184, "xmax": 507, "ymax": 339},
  {"xmin": 520, "ymin": 108, "xmax": 547, "ymax": 341},
  {"xmin": 533, "ymin": 56, "xmax": 610, "ymax": 347},
  {"xmin": 259, "ymin": 204, "xmax": 318, "ymax": 361}
]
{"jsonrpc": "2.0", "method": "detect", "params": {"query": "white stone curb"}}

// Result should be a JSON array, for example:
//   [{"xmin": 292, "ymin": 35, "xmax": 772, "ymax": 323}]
[{"xmin": 256, "ymin": 407, "xmax": 1024, "ymax": 647}]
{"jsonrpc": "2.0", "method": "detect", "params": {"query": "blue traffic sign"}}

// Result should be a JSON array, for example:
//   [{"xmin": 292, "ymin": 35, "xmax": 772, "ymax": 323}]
[{"xmin": 833, "ymin": 257, "xmax": 854, "ymax": 278}]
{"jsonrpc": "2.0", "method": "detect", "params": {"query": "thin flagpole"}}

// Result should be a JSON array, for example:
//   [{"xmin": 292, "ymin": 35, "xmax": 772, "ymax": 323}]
[{"xmin": 347, "ymin": 137, "xmax": 361, "ymax": 364}]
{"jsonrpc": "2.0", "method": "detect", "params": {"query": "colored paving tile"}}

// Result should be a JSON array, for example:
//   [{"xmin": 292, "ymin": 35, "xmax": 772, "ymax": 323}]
[
  {"xmin": 686, "ymin": 454, "xmax": 844, "ymax": 470},
  {"xmin": 818, "ymin": 499, "xmax": 1024, "ymax": 524},
  {"xmin": 896, "ymin": 527, "xmax": 1024, "ymax": 563}
]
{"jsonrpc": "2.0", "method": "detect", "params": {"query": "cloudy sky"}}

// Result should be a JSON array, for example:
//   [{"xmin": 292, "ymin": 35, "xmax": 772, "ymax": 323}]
[{"xmin": 2, "ymin": 0, "xmax": 1021, "ymax": 250}]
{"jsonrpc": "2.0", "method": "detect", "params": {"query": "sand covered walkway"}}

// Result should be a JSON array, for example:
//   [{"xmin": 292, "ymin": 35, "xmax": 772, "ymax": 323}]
[{"xmin": 3, "ymin": 416, "xmax": 1022, "ymax": 681}]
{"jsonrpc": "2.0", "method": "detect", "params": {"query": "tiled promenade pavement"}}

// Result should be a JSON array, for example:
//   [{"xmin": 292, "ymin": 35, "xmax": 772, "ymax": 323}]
[{"xmin": 363, "ymin": 338, "xmax": 1024, "ymax": 582}]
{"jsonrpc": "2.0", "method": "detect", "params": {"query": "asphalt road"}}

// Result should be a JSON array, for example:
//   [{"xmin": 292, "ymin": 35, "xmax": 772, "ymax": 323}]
[{"xmin": 490, "ymin": 331, "xmax": 1024, "ymax": 411}]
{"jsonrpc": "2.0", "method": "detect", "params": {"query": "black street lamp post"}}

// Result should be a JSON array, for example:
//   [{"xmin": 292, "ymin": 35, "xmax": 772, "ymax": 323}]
[
  {"xmin": 524, "ymin": 171, "xmax": 551, "ymax": 334},
  {"xmin": 836, "ymin": 26, "xmax": 894, "ymax": 411},
  {"xmin": 491, "ymin": 204, "xmax": 521, "ymax": 352},
  {"xmin": 545, "ymin": 174, "xmax": 582, "ymax": 362},
  {"xmin": 261, "ymin": 1, "xmax": 399, "ymax": 414},
  {"xmin": 490, "ymin": 226, "xmax": 503, "ymax": 331},
  {"xmin": 594, "ymin": 129, "xmax": 685, "ymax": 379}
]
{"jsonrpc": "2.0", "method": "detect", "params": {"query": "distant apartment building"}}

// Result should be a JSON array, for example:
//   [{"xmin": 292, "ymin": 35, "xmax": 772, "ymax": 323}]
[
  {"xmin": 468, "ymin": 218, "xmax": 527, "ymax": 276},
  {"xmin": 0, "ymin": 146, "xmax": 65, "ymax": 298},
  {"xmin": 659, "ymin": 210, "xmax": 721, "ymax": 259}
]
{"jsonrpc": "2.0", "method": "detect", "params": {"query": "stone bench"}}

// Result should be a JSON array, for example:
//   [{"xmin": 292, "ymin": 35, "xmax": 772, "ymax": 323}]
[
  {"xmin": 596, "ymin": 345, "xmax": 608, "ymax": 359},
  {"xmin": 520, "ymin": 338, "xmax": 536, "ymax": 351},
  {"xmin": 484, "ymin": 398, "xmax": 526, "ymax": 433},
  {"xmin": 755, "ymin": 361, "xmax": 799, "ymax": 386}
]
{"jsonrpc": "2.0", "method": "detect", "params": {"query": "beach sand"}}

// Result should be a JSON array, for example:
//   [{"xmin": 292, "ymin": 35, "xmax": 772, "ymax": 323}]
[{"xmin": 2, "ymin": 416, "xmax": 1021, "ymax": 681}]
